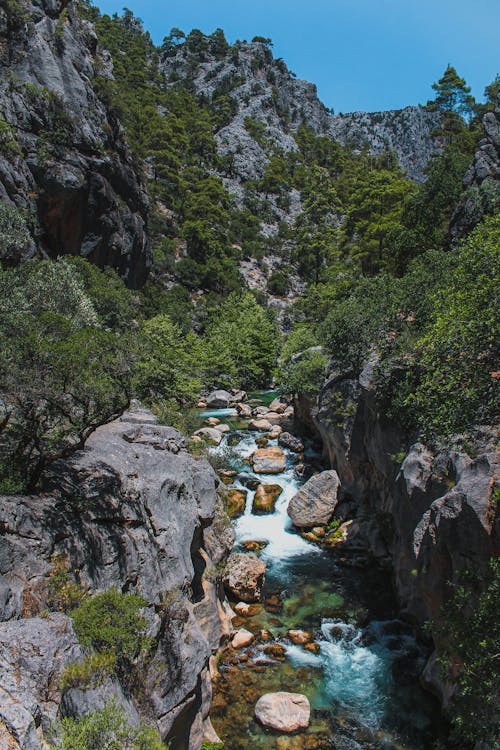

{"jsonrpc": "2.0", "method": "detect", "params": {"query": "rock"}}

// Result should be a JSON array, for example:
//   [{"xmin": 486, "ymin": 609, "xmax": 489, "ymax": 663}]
[
  {"xmin": 240, "ymin": 539, "xmax": 269, "ymax": 552},
  {"xmin": 223, "ymin": 553, "xmax": 266, "ymax": 602},
  {"xmin": 236, "ymin": 403, "xmax": 252, "ymax": 418},
  {"xmin": 251, "ymin": 447, "xmax": 286, "ymax": 474},
  {"xmin": 206, "ymin": 390, "xmax": 232, "ymax": 408},
  {"xmin": 268, "ymin": 398, "xmax": 287, "ymax": 413},
  {"xmin": 253, "ymin": 406, "xmax": 270, "ymax": 416},
  {"xmin": 224, "ymin": 488, "xmax": 247, "ymax": 518},
  {"xmin": 261, "ymin": 411, "xmax": 286, "ymax": 425},
  {"xmin": 249, "ymin": 419, "xmax": 274, "ymax": 432},
  {"xmin": 197, "ymin": 401, "xmax": 207, "ymax": 408},
  {"xmin": 214, "ymin": 423, "xmax": 231, "ymax": 433},
  {"xmin": 262, "ymin": 643, "xmax": 286, "ymax": 659},
  {"xmin": 231, "ymin": 389, "xmax": 247, "ymax": 403},
  {"xmin": 254, "ymin": 692, "xmax": 310, "ymax": 732},
  {"xmin": 304, "ymin": 643, "xmax": 321, "ymax": 654},
  {"xmin": 287, "ymin": 470, "xmax": 340, "ymax": 528},
  {"xmin": 268, "ymin": 426, "xmax": 283, "ymax": 438},
  {"xmin": 252, "ymin": 484, "xmax": 283, "ymax": 514},
  {"xmin": 0, "ymin": 408, "xmax": 231, "ymax": 746},
  {"xmin": 255, "ymin": 436, "xmax": 268, "ymax": 448},
  {"xmin": 234, "ymin": 602, "xmax": 261, "ymax": 617},
  {"xmin": 238, "ymin": 474, "xmax": 261, "ymax": 491},
  {"xmin": 278, "ymin": 432, "xmax": 304, "ymax": 453},
  {"xmin": 206, "ymin": 417, "xmax": 220, "ymax": 426},
  {"xmin": 231, "ymin": 628, "xmax": 254, "ymax": 648},
  {"xmin": 0, "ymin": 2, "xmax": 150, "ymax": 285},
  {"xmin": 288, "ymin": 629, "xmax": 313, "ymax": 645},
  {"xmin": 295, "ymin": 463, "xmax": 305, "ymax": 475},
  {"xmin": 193, "ymin": 427, "xmax": 223, "ymax": 445}
]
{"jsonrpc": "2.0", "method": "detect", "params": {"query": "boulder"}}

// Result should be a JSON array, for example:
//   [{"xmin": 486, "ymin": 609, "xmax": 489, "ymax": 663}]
[
  {"xmin": 233, "ymin": 602, "xmax": 261, "ymax": 617},
  {"xmin": 288, "ymin": 630, "xmax": 313, "ymax": 645},
  {"xmin": 223, "ymin": 553, "xmax": 266, "ymax": 602},
  {"xmin": 193, "ymin": 427, "xmax": 223, "ymax": 446},
  {"xmin": 231, "ymin": 629, "xmax": 254, "ymax": 649},
  {"xmin": 224, "ymin": 489, "xmax": 247, "ymax": 519},
  {"xmin": 278, "ymin": 432, "xmax": 304, "ymax": 453},
  {"xmin": 251, "ymin": 447, "xmax": 286, "ymax": 474},
  {"xmin": 254, "ymin": 692, "xmax": 310, "ymax": 732},
  {"xmin": 249, "ymin": 419, "xmax": 274, "ymax": 432},
  {"xmin": 253, "ymin": 406, "xmax": 270, "ymax": 416},
  {"xmin": 236, "ymin": 403, "xmax": 252, "ymax": 418},
  {"xmin": 206, "ymin": 390, "xmax": 232, "ymax": 408},
  {"xmin": 261, "ymin": 412, "xmax": 285, "ymax": 425},
  {"xmin": 206, "ymin": 417, "xmax": 220, "ymax": 426},
  {"xmin": 287, "ymin": 470, "xmax": 340, "ymax": 528},
  {"xmin": 231, "ymin": 390, "xmax": 247, "ymax": 403},
  {"xmin": 268, "ymin": 398, "xmax": 287, "ymax": 414},
  {"xmin": 267, "ymin": 426, "xmax": 283, "ymax": 439},
  {"xmin": 214, "ymin": 423, "xmax": 231, "ymax": 433},
  {"xmin": 253, "ymin": 484, "xmax": 283, "ymax": 514}
]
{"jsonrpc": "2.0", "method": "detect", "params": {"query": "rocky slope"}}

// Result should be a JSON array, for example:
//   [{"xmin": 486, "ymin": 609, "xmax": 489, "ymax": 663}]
[
  {"xmin": 0, "ymin": 405, "xmax": 234, "ymax": 749},
  {"xmin": 0, "ymin": 0, "xmax": 150, "ymax": 286},
  {"xmin": 160, "ymin": 39, "xmax": 441, "ymax": 189},
  {"xmin": 295, "ymin": 361, "xmax": 499, "ymax": 702}
]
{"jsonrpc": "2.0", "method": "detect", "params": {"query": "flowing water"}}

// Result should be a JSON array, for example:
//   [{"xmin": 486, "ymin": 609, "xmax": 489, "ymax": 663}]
[{"xmin": 200, "ymin": 396, "xmax": 442, "ymax": 750}]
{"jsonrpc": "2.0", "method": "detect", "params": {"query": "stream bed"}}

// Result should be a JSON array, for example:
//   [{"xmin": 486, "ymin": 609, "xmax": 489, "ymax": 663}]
[{"xmin": 200, "ymin": 394, "xmax": 442, "ymax": 750}]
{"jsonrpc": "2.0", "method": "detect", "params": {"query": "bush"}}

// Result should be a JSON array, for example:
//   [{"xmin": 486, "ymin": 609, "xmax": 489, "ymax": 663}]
[
  {"xmin": 71, "ymin": 589, "xmax": 148, "ymax": 664},
  {"xmin": 0, "ymin": 201, "xmax": 32, "ymax": 263},
  {"xmin": 51, "ymin": 700, "xmax": 165, "ymax": 750},
  {"xmin": 60, "ymin": 651, "xmax": 117, "ymax": 691}
]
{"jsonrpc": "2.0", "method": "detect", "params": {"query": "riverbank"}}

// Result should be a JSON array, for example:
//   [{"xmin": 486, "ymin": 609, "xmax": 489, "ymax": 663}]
[{"xmin": 197, "ymin": 391, "xmax": 443, "ymax": 750}]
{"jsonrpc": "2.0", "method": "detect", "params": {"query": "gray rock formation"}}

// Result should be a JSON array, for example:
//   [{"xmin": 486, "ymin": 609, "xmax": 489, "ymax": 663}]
[
  {"xmin": 295, "ymin": 362, "xmax": 499, "ymax": 701},
  {"xmin": 223, "ymin": 552, "xmax": 266, "ymax": 602},
  {"xmin": 451, "ymin": 93, "xmax": 500, "ymax": 237},
  {"xmin": 287, "ymin": 470, "xmax": 340, "ymax": 528},
  {"xmin": 0, "ymin": 406, "xmax": 234, "ymax": 749},
  {"xmin": 0, "ymin": 1, "xmax": 150, "ymax": 286}
]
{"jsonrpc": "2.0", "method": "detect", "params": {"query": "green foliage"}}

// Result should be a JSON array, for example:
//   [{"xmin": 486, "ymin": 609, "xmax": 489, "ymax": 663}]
[
  {"xmin": 203, "ymin": 292, "xmax": 280, "ymax": 389},
  {"xmin": 277, "ymin": 325, "xmax": 328, "ymax": 396},
  {"xmin": 0, "ymin": 260, "xmax": 132, "ymax": 490},
  {"xmin": 47, "ymin": 554, "xmax": 86, "ymax": 613},
  {"xmin": 60, "ymin": 651, "xmax": 117, "ymax": 691},
  {"xmin": 0, "ymin": 118, "xmax": 22, "ymax": 157},
  {"xmin": 0, "ymin": 200, "xmax": 32, "ymax": 262},
  {"xmin": 433, "ymin": 558, "xmax": 500, "ymax": 747},
  {"xmin": 134, "ymin": 314, "xmax": 202, "ymax": 404},
  {"xmin": 71, "ymin": 589, "xmax": 148, "ymax": 663},
  {"xmin": 51, "ymin": 700, "xmax": 165, "ymax": 750}
]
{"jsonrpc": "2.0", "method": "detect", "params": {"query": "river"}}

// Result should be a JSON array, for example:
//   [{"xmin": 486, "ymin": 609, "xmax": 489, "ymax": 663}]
[{"xmin": 199, "ymin": 393, "xmax": 442, "ymax": 750}]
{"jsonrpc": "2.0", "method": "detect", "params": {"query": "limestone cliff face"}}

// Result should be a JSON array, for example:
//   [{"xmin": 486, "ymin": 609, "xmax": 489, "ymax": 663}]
[
  {"xmin": 0, "ymin": 407, "xmax": 234, "ymax": 750},
  {"xmin": 0, "ymin": 0, "xmax": 150, "ymax": 286},
  {"xmin": 451, "ymin": 93, "xmax": 500, "ymax": 237},
  {"xmin": 160, "ymin": 39, "xmax": 441, "ymax": 189},
  {"xmin": 296, "ymin": 364, "xmax": 499, "ymax": 698}
]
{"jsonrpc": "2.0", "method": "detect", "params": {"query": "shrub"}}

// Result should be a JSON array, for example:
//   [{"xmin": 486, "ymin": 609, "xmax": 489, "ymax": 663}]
[
  {"xmin": 71, "ymin": 589, "xmax": 149, "ymax": 664},
  {"xmin": 51, "ymin": 700, "xmax": 165, "ymax": 750},
  {"xmin": 60, "ymin": 651, "xmax": 117, "ymax": 691}
]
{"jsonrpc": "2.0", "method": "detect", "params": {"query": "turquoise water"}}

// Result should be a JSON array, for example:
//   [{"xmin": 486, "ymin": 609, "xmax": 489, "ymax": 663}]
[{"xmin": 203, "ymin": 406, "xmax": 442, "ymax": 749}]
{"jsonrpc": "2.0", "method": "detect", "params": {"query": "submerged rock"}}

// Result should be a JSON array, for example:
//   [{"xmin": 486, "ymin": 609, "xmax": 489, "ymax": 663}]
[
  {"xmin": 251, "ymin": 446, "xmax": 286, "ymax": 474},
  {"xmin": 287, "ymin": 470, "xmax": 340, "ymax": 528},
  {"xmin": 223, "ymin": 553, "xmax": 266, "ymax": 602},
  {"xmin": 254, "ymin": 691, "xmax": 310, "ymax": 732}
]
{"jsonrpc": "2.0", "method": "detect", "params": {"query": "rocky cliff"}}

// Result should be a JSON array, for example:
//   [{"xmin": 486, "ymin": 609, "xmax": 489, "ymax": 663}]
[
  {"xmin": 160, "ymin": 38, "xmax": 441, "ymax": 189},
  {"xmin": 0, "ymin": 0, "xmax": 150, "ymax": 286},
  {"xmin": 0, "ymin": 406, "xmax": 234, "ymax": 749},
  {"xmin": 451, "ymin": 92, "xmax": 500, "ymax": 237},
  {"xmin": 296, "ymin": 362, "xmax": 499, "ymax": 700}
]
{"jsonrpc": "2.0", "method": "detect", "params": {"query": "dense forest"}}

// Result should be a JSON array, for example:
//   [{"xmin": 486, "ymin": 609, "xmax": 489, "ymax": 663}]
[{"xmin": 0, "ymin": 2, "xmax": 498, "ymax": 749}]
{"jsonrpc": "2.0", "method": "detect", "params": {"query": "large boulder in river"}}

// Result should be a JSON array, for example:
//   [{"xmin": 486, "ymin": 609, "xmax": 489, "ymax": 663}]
[
  {"xmin": 253, "ymin": 484, "xmax": 283, "ymax": 514},
  {"xmin": 278, "ymin": 432, "xmax": 304, "ymax": 453},
  {"xmin": 223, "ymin": 553, "xmax": 266, "ymax": 602},
  {"xmin": 224, "ymin": 488, "xmax": 247, "ymax": 518},
  {"xmin": 206, "ymin": 390, "xmax": 232, "ymax": 408},
  {"xmin": 251, "ymin": 446, "xmax": 286, "ymax": 474},
  {"xmin": 254, "ymin": 692, "xmax": 310, "ymax": 732},
  {"xmin": 287, "ymin": 470, "xmax": 340, "ymax": 528}
]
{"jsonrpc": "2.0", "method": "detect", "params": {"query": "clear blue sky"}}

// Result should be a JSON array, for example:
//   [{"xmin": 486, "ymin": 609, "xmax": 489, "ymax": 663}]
[{"xmin": 95, "ymin": 0, "xmax": 499, "ymax": 113}]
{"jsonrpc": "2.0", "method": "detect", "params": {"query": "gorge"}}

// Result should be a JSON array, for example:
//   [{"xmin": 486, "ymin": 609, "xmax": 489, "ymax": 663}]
[{"xmin": 0, "ymin": 2, "xmax": 499, "ymax": 750}]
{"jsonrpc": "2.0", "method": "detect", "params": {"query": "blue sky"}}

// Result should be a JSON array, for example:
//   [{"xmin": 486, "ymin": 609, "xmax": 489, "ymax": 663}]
[{"xmin": 96, "ymin": 0, "xmax": 499, "ymax": 113}]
